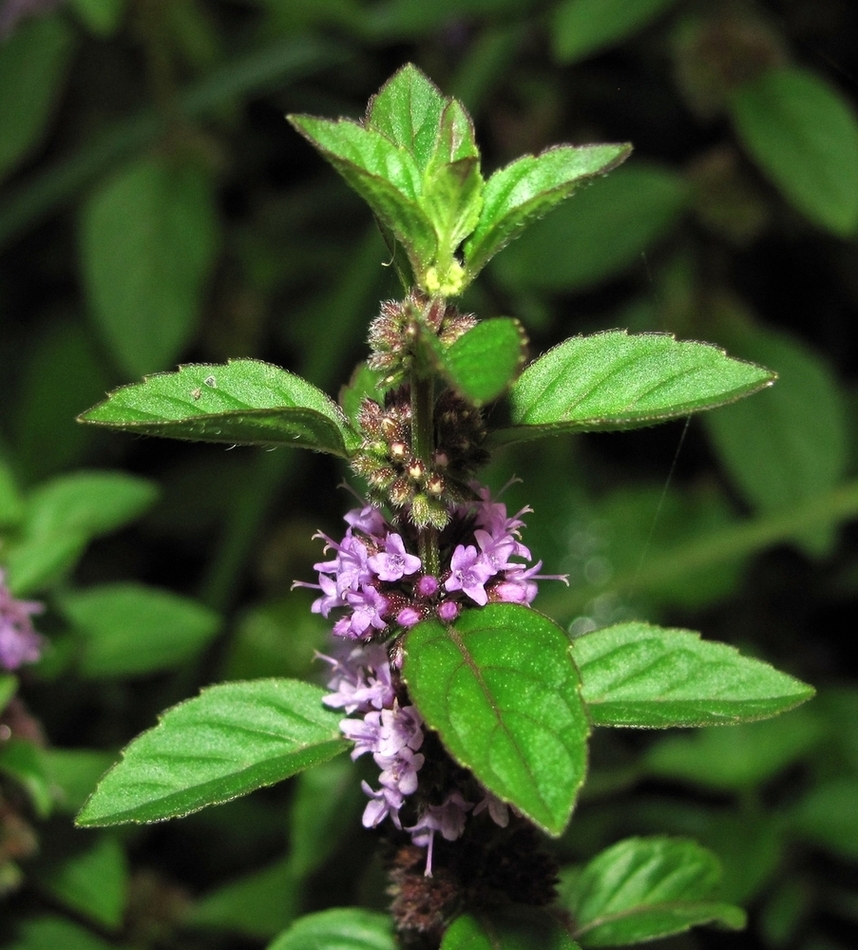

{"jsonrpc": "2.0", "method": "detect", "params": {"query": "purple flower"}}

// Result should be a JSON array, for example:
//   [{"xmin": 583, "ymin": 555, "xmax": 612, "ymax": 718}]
[
  {"xmin": 321, "ymin": 644, "xmax": 394, "ymax": 712},
  {"xmin": 0, "ymin": 570, "xmax": 43, "ymax": 671},
  {"xmin": 377, "ymin": 747, "xmax": 425, "ymax": 796},
  {"xmin": 339, "ymin": 710, "xmax": 382, "ymax": 759},
  {"xmin": 408, "ymin": 792, "xmax": 473, "ymax": 876},
  {"xmin": 361, "ymin": 780, "xmax": 404, "ymax": 829},
  {"xmin": 344, "ymin": 585, "xmax": 389, "ymax": 637},
  {"xmin": 444, "ymin": 544, "xmax": 494, "ymax": 606},
  {"xmin": 396, "ymin": 606, "xmax": 422, "ymax": 627},
  {"xmin": 417, "ymin": 575, "xmax": 439, "ymax": 598},
  {"xmin": 368, "ymin": 533, "xmax": 421, "ymax": 582},
  {"xmin": 376, "ymin": 703, "xmax": 423, "ymax": 757},
  {"xmin": 344, "ymin": 504, "xmax": 388, "ymax": 537}
]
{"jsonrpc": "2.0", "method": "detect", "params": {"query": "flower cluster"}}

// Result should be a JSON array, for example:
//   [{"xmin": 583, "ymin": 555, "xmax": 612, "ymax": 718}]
[
  {"xmin": 0, "ymin": 570, "xmax": 43, "ymax": 672},
  {"xmin": 295, "ymin": 486, "xmax": 566, "ymax": 641},
  {"xmin": 321, "ymin": 642, "xmax": 509, "ymax": 875}
]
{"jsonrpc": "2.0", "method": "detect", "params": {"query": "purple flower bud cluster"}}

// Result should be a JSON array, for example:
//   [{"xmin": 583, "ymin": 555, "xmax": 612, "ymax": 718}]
[
  {"xmin": 295, "ymin": 486, "xmax": 567, "ymax": 641},
  {"xmin": 0, "ymin": 570, "xmax": 43, "ymax": 671},
  {"xmin": 321, "ymin": 642, "xmax": 510, "ymax": 875}
]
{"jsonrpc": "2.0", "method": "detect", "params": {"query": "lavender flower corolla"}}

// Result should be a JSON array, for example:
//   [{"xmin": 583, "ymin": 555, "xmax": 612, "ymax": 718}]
[{"xmin": 0, "ymin": 570, "xmax": 43, "ymax": 671}]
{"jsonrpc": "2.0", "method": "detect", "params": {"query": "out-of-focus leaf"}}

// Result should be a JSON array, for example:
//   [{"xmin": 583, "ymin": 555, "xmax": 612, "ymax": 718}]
[
  {"xmin": 7, "ymin": 916, "xmax": 122, "ymax": 950},
  {"xmin": 730, "ymin": 67, "xmax": 858, "ymax": 236},
  {"xmin": 790, "ymin": 778, "xmax": 858, "ymax": 861},
  {"xmin": 572, "ymin": 622, "xmax": 814, "ymax": 727},
  {"xmin": 564, "ymin": 837, "xmax": 745, "ymax": 946},
  {"xmin": 69, "ymin": 0, "xmax": 128, "ymax": 36},
  {"xmin": 404, "ymin": 604, "xmax": 589, "ymax": 836},
  {"xmin": 80, "ymin": 156, "xmax": 220, "ymax": 376},
  {"xmin": 465, "ymin": 143, "xmax": 631, "ymax": 278},
  {"xmin": 4, "ymin": 471, "xmax": 158, "ymax": 596},
  {"xmin": 491, "ymin": 164, "xmax": 686, "ymax": 292},
  {"xmin": 37, "ymin": 835, "xmax": 128, "ymax": 929},
  {"xmin": 644, "ymin": 705, "xmax": 824, "ymax": 790},
  {"xmin": 703, "ymin": 316, "xmax": 849, "ymax": 555},
  {"xmin": 0, "ymin": 450, "xmax": 24, "ymax": 527},
  {"xmin": 267, "ymin": 907, "xmax": 394, "ymax": 950},
  {"xmin": 60, "ymin": 583, "xmax": 220, "ymax": 678},
  {"xmin": 41, "ymin": 748, "xmax": 117, "ymax": 814},
  {"xmin": 79, "ymin": 360, "xmax": 358, "ymax": 456},
  {"xmin": 0, "ymin": 739, "xmax": 53, "ymax": 817},
  {"xmin": 442, "ymin": 906, "xmax": 580, "ymax": 949},
  {"xmin": 76, "ymin": 679, "xmax": 348, "ymax": 826},
  {"xmin": 0, "ymin": 16, "xmax": 74, "ymax": 182},
  {"xmin": 553, "ymin": 0, "xmax": 679, "ymax": 64},
  {"xmin": 495, "ymin": 331, "xmax": 774, "ymax": 442},
  {"xmin": 0, "ymin": 674, "xmax": 16, "ymax": 712}
]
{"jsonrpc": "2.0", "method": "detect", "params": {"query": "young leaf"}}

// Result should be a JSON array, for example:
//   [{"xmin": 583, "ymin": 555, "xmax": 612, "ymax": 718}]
[
  {"xmin": 442, "ymin": 906, "xmax": 581, "ymax": 950},
  {"xmin": 493, "ymin": 331, "xmax": 775, "ymax": 445},
  {"xmin": 489, "ymin": 163, "xmax": 683, "ymax": 293},
  {"xmin": 730, "ymin": 67, "xmax": 858, "ymax": 236},
  {"xmin": 288, "ymin": 113, "xmax": 438, "ymax": 279},
  {"xmin": 403, "ymin": 604, "xmax": 589, "ymax": 837},
  {"xmin": 426, "ymin": 318, "xmax": 527, "ymax": 405},
  {"xmin": 565, "ymin": 837, "xmax": 745, "ymax": 946},
  {"xmin": 80, "ymin": 156, "xmax": 220, "ymax": 376},
  {"xmin": 79, "ymin": 359, "xmax": 358, "ymax": 457},
  {"xmin": 464, "ymin": 143, "xmax": 632, "ymax": 279},
  {"xmin": 572, "ymin": 622, "xmax": 814, "ymax": 727},
  {"xmin": 267, "ymin": 907, "xmax": 394, "ymax": 950},
  {"xmin": 552, "ymin": 0, "xmax": 679, "ymax": 64},
  {"xmin": 76, "ymin": 679, "xmax": 348, "ymax": 826},
  {"xmin": 59, "ymin": 583, "xmax": 221, "ymax": 678}
]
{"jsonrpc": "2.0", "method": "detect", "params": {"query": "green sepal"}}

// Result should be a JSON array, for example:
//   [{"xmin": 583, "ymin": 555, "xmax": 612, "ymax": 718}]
[
  {"xmin": 572, "ymin": 622, "xmax": 814, "ymax": 727},
  {"xmin": 78, "ymin": 359, "xmax": 358, "ymax": 457},
  {"xmin": 76, "ymin": 679, "xmax": 348, "ymax": 826},
  {"xmin": 493, "ymin": 330, "xmax": 775, "ymax": 445},
  {"xmin": 403, "ymin": 604, "xmax": 589, "ymax": 837},
  {"xmin": 464, "ymin": 142, "xmax": 632, "ymax": 279},
  {"xmin": 564, "ymin": 836, "xmax": 746, "ymax": 946}
]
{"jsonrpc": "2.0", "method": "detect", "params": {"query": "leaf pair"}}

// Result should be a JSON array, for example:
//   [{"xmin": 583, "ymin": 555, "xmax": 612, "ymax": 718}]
[{"xmin": 289, "ymin": 64, "xmax": 631, "ymax": 295}]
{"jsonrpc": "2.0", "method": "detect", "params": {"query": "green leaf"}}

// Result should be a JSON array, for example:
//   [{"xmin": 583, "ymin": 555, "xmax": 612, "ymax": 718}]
[
  {"xmin": 730, "ymin": 67, "xmax": 858, "ymax": 236},
  {"xmin": 79, "ymin": 359, "xmax": 357, "ymax": 457},
  {"xmin": 76, "ymin": 679, "xmax": 348, "ymax": 826},
  {"xmin": 644, "ymin": 706, "xmax": 824, "ymax": 791},
  {"xmin": 60, "ymin": 583, "xmax": 221, "ymax": 678},
  {"xmin": 552, "ymin": 0, "xmax": 679, "ymax": 64},
  {"xmin": 288, "ymin": 113, "xmax": 438, "ymax": 279},
  {"xmin": 465, "ymin": 143, "xmax": 631, "ymax": 279},
  {"xmin": 403, "ymin": 604, "xmax": 589, "ymax": 836},
  {"xmin": 565, "ymin": 837, "xmax": 745, "ymax": 946},
  {"xmin": 267, "ymin": 908, "xmax": 394, "ymax": 950},
  {"xmin": 69, "ymin": 0, "xmax": 129, "ymax": 36},
  {"xmin": 491, "ymin": 164, "xmax": 685, "ymax": 292},
  {"xmin": 80, "ymin": 156, "xmax": 220, "ymax": 376},
  {"xmin": 37, "ymin": 835, "xmax": 128, "ymax": 929},
  {"xmin": 4, "ymin": 471, "xmax": 158, "ymax": 595},
  {"xmin": 494, "ymin": 331, "xmax": 774, "ymax": 444},
  {"xmin": 0, "ymin": 674, "xmax": 16, "ymax": 712},
  {"xmin": 572, "ymin": 622, "xmax": 814, "ymax": 727},
  {"xmin": 0, "ymin": 450, "xmax": 25, "ymax": 527},
  {"xmin": 41, "ymin": 748, "xmax": 118, "ymax": 814},
  {"xmin": 0, "ymin": 15, "xmax": 75, "ymax": 182},
  {"xmin": 442, "ymin": 906, "xmax": 580, "ymax": 950},
  {"xmin": 703, "ymin": 317, "xmax": 849, "ymax": 556},
  {"xmin": 790, "ymin": 778, "xmax": 858, "ymax": 862},
  {"xmin": 430, "ymin": 317, "xmax": 527, "ymax": 405}
]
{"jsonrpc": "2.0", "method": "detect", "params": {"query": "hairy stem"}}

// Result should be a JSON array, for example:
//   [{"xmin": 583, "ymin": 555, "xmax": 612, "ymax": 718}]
[{"xmin": 411, "ymin": 365, "xmax": 440, "ymax": 576}]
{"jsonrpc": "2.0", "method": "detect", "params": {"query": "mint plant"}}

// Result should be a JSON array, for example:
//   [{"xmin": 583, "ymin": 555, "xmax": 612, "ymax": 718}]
[{"xmin": 74, "ymin": 65, "xmax": 813, "ymax": 950}]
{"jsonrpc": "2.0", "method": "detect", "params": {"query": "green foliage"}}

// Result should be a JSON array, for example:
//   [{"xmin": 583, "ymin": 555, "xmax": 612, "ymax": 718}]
[
  {"xmin": 562, "ymin": 837, "xmax": 745, "ymax": 946},
  {"xmin": 552, "ymin": 0, "xmax": 679, "ymax": 64},
  {"xmin": 573, "ymin": 622, "xmax": 813, "ymax": 727},
  {"xmin": 730, "ymin": 67, "xmax": 858, "ymax": 236},
  {"xmin": 267, "ymin": 907, "xmax": 394, "ymax": 950},
  {"xmin": 79, "ymin": 360, "xmax": 358, "ymax": 456},
  {"xmin": 404, "ymin": 604, "xmax": 589, "ymax": 836},
  {"xmin": 76, "ymin": 680, "xmax": 348, "ymax": 825},
  {"xmin": 80, "ymin": 156, "xmax": 220, "ymax": 376}
]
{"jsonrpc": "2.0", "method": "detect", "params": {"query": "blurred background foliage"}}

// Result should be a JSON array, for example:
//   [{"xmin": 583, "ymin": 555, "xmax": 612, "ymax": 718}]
[{"xmin": 1, "ymin": 0, "xmax": 858, "ymax": 948}]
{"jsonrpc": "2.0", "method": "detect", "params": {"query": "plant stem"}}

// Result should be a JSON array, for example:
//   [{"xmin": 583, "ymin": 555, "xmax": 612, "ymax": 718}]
[{"xmin": 411, "ymin": 364, "xmax": 440, "ymax": 577}]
